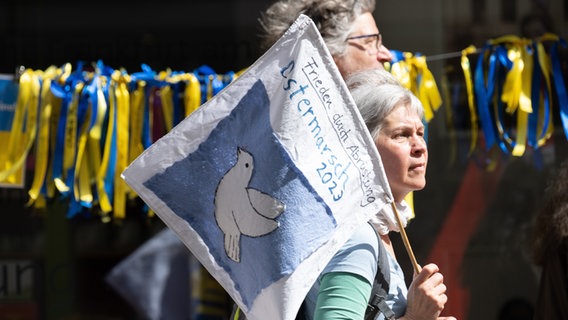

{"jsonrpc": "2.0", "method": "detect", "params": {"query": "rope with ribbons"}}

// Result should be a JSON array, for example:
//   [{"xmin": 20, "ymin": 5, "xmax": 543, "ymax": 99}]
[
  {"xmin": 0, "ymin": 32, "xmax": 566, "ymax": 220},
  {"xmin": 0, "ymin": 61, "xmax": 237, "ymax": 220},
  {"xmin": 458, "ymin": 33, "xmax": 567, "ymax": 164}
]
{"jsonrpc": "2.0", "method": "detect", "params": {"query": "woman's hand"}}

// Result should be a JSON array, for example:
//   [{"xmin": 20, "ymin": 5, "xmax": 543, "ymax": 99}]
[{"xmin": 400, "ymin": 263, "xmax": 457, "ymax": 320}]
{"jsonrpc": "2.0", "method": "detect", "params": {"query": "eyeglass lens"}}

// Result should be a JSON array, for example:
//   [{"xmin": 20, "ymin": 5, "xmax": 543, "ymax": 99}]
[{"xmin": 346, "ymin": 33, "xmax": 382, "ymax": 52}]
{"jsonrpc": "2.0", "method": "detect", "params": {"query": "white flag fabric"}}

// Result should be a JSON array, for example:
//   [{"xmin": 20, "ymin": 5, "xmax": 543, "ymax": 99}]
[{"xmin": 122, "ymin": 14, "xmax": 393, "ymax": 320}]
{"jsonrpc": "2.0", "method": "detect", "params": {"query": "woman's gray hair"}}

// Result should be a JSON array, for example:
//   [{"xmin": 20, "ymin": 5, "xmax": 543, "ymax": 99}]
[
  {"xmin": 346, "ymin": 69, "xmax": 424, "ymax": 139},
  {"xmin": 258, "ymin": 0, "xmax": 375, "ymax": 56}
]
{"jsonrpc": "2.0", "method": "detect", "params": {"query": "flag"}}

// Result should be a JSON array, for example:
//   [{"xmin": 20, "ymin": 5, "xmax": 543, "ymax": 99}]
[{"xmin": 121, "ymin": 14, "xmax": 393, "ymax": 320}]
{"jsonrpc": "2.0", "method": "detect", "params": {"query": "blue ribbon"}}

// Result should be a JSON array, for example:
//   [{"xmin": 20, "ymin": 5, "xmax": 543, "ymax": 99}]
[
  {"xmin": 142, "ymin": 85, "xmax": 152, "ymax": 148},
  {"xmin": 527, "ymin": 43, "xmax": 539, "ymax": 149},
  {"xmin": 550, "ymin": 40, "xmax": 568, "ymax": 140},
  {"xmin": 389, "ymin": 50, "xmax": 406, "ymax": 64},
  {"xmin": 526, "ymin": 42, "xmax": 544, "ymax": 169},
  {"xmin": 493, "ymin": 47, "xmax": 516, "ymax": 152},
  {"xmin": 474, "ymin": 44, "xmax": 508, "ymax": 152},
  {"xmin": 528, "ymin": 42, "xmax": 552, "ymax": 149},
  {"xmin": 103, "ymin": 75, "xmax": 117, "ymax": 205},
  {"xmin": 195, "ymin": 65, "xmax": 227, "ymax": 103},
  {"xmin": 172, "ymin": 81, "xmax": 184, "ymax": 126},
  {"xmin": 50, "ymin": 79, "xmax": 73, "ymax": 196}
]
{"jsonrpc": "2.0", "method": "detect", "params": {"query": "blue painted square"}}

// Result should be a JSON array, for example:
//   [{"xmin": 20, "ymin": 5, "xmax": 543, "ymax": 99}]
[{"xmin": 143, "ymin": 80, "xmax": 337, "ymax": 308}]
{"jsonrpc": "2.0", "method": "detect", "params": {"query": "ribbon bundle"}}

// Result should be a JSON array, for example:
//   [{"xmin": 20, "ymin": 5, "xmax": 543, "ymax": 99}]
[
  {"xmin": 459, "ymin": 33, "xmax": 567, "ymax": 159},
  {"xmin": 389, "ymin": 50, "xmax": 443, "ymax": 123},
  {"xmin": 0, "ymin": 61, "xmax": 236, "ymax": 220},
  {"xmin": 388, "ymin": 33, "xmax": 567, "ymax": 169}
]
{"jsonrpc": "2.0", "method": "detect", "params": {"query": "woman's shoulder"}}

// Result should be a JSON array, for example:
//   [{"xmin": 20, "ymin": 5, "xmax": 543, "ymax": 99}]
[
  {"xmin": 323, "ymin": 222, "xmax": 380, "ymax": 284},
  {"xmin": 342, "ymin": 222, "xmax": 380, "ymax": 249}
]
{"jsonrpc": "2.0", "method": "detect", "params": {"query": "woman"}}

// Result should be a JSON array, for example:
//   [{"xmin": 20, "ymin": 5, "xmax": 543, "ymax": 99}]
[
  {"xmin": 259, "ymin": 0, "xmax": 394, "ymax": 78},
  {"xmin": 303, "ymin": 69, "xmax": 455, "ymax": 320}
]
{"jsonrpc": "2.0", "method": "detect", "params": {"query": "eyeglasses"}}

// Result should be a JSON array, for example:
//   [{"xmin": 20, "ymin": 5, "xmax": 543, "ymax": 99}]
[{"xmin": 345, "ymin": 33, "xmax": 382, "ymax": 55}]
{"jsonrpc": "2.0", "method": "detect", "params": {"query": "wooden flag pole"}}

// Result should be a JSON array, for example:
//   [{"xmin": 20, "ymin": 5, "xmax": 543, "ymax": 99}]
[{"xmin": 391, "ymin": 202, "xmax": 422, "ymax": 274}]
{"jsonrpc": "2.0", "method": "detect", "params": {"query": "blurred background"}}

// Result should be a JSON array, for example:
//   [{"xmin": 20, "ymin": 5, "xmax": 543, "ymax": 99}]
[{"xmin": 1, "ymin": 0, "xmax": 567, "ymax": 319}]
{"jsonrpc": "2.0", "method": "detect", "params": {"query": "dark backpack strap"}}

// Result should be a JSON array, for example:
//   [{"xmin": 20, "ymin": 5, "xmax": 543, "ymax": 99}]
[
  {"xmin": 295, "ymin": 301, "xmax": 307, "ymax": 320},
  {"xmin": 365, "ymin": 223, "xmax": 396, "ymax": 320}
]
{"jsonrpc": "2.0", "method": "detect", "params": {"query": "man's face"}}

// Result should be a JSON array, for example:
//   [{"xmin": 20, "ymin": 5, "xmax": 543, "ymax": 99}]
[{"xmin": 333, "ymin": 12, "xmax": 394, "ymax": 78}]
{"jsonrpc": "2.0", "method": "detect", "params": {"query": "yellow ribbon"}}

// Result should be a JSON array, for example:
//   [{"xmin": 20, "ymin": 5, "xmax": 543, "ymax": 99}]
[
  {"xmin": 414, "ymin": 56, "xmax": 442, "ymax": 122},
  {"xmin": 460, "ymin": 45, "xmax": 479, "ymax": 155},
  {"xmin": 114, "ymin": 72, "xmax": 132, "ymax": 219},
  {"xmin": 92, "ymin": 75, "xmax": 113, "ymax": 215},
  {"xmin": 389, "ymin": 53, "xmax": 442, "ymax": 122},
  {"xmin": 512, "ymin": 109, "xmax": 529, "ymax": 157},
  {"xmin": 501, "ymin": 47, "xmax": 524, "ymax": 113},
  {"xmin": 184, "ymin": 73, "xmax": 201, "ymax": 117},
  {"xmin": 473, "ymin": 35, "xmax": 535, "ymax": 157},
  {"xmin": 57, "ymin": 82, "xmax": 84, "ymax": 193},
  {"xmin": 27, "ymin": 67, "xmax": 58, "ymax": 207},
  {"xmin": 511, "ymin": 41, "xmax": 533, "ymax": 157},
  {"xmin": 390, "ymin": 52, "xmax": 414, "ymax": 92},
  {"xmin": 52, "ymin": 64, "xmax": 73, "ymax": 193},
  {"xmin": 129, "ymin": 80, "xmax": 146, "ymax": 166},
  {"xmin": 74, "ymin": 81, "xmax": 93, "ymax": 206},
  {"xmin": 46, "ymin": 74, "xmax": 65, "ymax": 199}
]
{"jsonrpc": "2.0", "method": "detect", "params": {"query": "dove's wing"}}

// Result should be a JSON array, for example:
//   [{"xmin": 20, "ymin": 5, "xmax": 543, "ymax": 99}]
[{"xmin": 246, "ymin": 188, "xmax": 285, "ymax": 218}]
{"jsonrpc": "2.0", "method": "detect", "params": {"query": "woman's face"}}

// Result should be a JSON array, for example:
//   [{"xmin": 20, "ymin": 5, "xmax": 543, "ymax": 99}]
[
  {"xmin": 374, "ymin": 104, "xmax": 427, "ymax": 202},
  {"xmin": 333, "ymin": 12, "xmax": 393, "ymax": 78}
]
